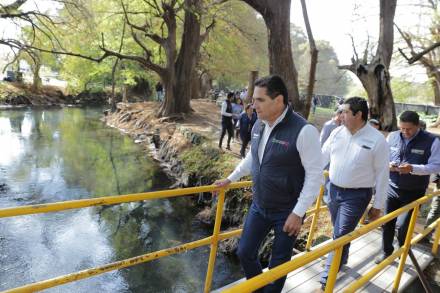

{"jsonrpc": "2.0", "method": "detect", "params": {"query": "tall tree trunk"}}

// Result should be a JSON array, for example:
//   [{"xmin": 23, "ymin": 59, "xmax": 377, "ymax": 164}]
[
  {"xmin": 243, "ymin": 0, "xmax": 301, "ymax": 113},
  {"xmin": 339, "ymin": 0, "xmax": 397, "ymax": 131},
  {"xmin": 159, "ymin": 0, "xmax": 202, "ymax": 116},
  {"xmin": 191, "ymin": 71, "xmax": 201, "ymax": 100},
  {"xmin": 110, "ymin": 59, "xmax": 119, "ymax": 112},
  {"xmin": 356, "ymin": 60, "xmax": 396, "ymax": 131},
  {"xmin": 110, "ymin": 23, "xmax": 126, "ymax": 112},
  {"xmin": 429, "ymin": 71, "xmax": 440, "ymax": 106},
  {"xmin": 31, "ymin": 62, "xmax": 42, "ymax": 91},
  {"xmin": 122, "ymin": 84, "xmax": 128, "ymax": 103},
  {"xmin": 300, "ymin": 0, "xmax": 318, "ymax": 120}
]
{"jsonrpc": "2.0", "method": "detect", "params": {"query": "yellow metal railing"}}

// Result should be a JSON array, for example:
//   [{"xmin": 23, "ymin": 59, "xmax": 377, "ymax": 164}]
[
  {"xmin": 222, "ymin": 190, "xmax": 440, "ymax": 293},
  {"xmin": 1, "ymin": 177, "xmax": 438, "ymax": 293},
  {"xmin": 0, "ymin": 182, "xmax": 246, "ymax": 293},
  {"xmin": 0, "ymin": 179, "xmax": 326, "ymax": 293}
]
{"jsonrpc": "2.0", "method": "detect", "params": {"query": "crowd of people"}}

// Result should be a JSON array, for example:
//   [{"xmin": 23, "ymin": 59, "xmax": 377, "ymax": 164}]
[
  {"xmin": 218, "ymin": 90, "xmax": 257, "ymax": 157},
  {"xmin": 215, "ymin": 75, "xmax": 440, "ymax": 293}
]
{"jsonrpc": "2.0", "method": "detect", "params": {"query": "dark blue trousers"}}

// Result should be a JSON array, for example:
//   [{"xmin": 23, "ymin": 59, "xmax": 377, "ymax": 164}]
[
  {"xmin": 381, "ymin": 186, "xmax": 425, "ymax": 256},
  {"xmin": 320, "ymin": 183, "xmax": 372, "ymax": 285},
  {"xmin": 237, "ymin": 202, "xmax": 297, "ymax": 293}
]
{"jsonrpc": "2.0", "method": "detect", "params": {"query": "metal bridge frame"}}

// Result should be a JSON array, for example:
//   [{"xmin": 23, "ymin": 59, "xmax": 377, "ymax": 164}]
[{"xmin": 0, "ymin": 180, "xmax": 439, "ymax": 293}]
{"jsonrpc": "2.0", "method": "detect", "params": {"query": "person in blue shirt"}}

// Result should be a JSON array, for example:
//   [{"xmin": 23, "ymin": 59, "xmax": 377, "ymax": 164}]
[{"xmin": 238, "ymin": 104, "xmax": 257, "ymax": 158}]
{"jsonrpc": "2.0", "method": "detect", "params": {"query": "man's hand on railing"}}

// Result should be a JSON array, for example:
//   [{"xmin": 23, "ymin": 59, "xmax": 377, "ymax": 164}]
[
  {"xmin": 283, "ymin": 213, "xmax": 302, "ymax": 237},
  {"xmin": 367, "ymin": 207, "xmax": 382, "ymax": 223},
  {"xmin": 213, "ymin": 179, "xmax": 231, "ymax": 196}
]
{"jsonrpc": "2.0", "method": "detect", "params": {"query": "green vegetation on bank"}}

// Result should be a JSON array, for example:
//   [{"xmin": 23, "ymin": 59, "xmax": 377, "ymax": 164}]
[{"xmin": 180, "ymin": 145, "xmax": 237, "ymax": 182}]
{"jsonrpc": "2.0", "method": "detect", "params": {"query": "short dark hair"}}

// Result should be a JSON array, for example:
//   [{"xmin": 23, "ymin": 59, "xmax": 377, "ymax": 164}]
[
  {"xmin": 399, "ymin": 110, "xmax": 419, "ymax": 125},
  {"xmin": 254, "ymin": 75, "xmax": 288, "ymax": 106},
  {"xmin": 344, "ymin": 97, "xmax": 368, "ymax": 121},
  {"xmin": 227, "ymin": 92, "xmax": 234, "ymax": 99}
]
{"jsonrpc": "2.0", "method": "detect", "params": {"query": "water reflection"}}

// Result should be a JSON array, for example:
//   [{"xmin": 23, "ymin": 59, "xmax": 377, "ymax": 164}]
[{"xmin": 0, "ymin": 108, "xmax": 242, "ymax": 292}]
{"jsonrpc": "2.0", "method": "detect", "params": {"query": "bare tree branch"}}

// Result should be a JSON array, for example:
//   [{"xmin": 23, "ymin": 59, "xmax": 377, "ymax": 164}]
[
  {"xmin": 350, "ymin": 34, "xmax": 359, "ymax": 62},
  {"xmin": 362, "ymin": 35, "xmax": 370, "ymax": 63},
  {"xmin": 399, "ymin": 41, "xmax": 440, "ymax": 64}
]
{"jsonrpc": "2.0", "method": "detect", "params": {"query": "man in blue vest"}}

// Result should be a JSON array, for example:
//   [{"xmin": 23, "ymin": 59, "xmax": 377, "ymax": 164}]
[
  {"xmin": 376, "ymin": 111, "xmax": 440, "ymax": 263},
  {"xmin": 215, "ymin": 75, "xmax": 323, "ymax": 293}
]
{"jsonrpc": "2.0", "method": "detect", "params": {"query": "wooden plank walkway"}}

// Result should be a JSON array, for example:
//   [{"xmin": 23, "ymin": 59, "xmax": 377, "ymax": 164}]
[{"xmin": 213, "ymin": 229, "xmax": 434, "ymax": 292}]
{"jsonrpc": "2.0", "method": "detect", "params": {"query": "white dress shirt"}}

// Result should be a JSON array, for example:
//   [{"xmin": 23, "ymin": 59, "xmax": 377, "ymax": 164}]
[
  {"xmin": 322, "ymin": 123, "xmax": 389, "ymax": 210},
  {"xmin": 227, "ymin": 107, "xmax": 323, "ymax": 217}
]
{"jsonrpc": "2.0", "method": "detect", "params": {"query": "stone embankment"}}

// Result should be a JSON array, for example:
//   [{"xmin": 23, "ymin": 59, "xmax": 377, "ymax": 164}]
[{"xmin": 0, "ymin": 82, "xmax": 108, "ymax": 107}]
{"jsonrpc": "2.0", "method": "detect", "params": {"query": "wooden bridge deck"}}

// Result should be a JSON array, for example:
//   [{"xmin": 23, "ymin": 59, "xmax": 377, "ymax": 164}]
[{"xmin": 214, "ymin": 229, "xmax": 434, "ymax": 292}]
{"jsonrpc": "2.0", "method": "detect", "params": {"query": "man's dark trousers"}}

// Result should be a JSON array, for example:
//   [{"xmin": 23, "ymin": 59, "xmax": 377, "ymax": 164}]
[
  {"xmin": 382, "ymin": 186, "xmax": 425, "ymax": 256},
  {"xmin": 320, "ymin": 183, "xmax": 372, "ymax": 285},
  {"xmin": 237, "ymin": 202, "xmax": 297, "ymax": 293}
]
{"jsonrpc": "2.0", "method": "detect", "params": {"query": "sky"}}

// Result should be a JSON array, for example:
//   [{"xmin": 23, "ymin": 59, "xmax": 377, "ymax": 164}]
[{"xmin": 290, "ymin": 0, "xmax": 431, "ymax": 83}]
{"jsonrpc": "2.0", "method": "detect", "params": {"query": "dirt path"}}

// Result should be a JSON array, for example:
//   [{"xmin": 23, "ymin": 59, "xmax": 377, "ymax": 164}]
[{"xmin": 116, "ymin": 100, "xmax": 333, "ymax": 159}]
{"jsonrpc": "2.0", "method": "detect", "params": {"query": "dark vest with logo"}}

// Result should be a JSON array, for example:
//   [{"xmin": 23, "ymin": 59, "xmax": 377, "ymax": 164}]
[
  {"xmin": 251, "ymin": 108, "xmax": 307, "ymax": 210},
  {"xmin": 389, "ymin": 130, "xmax": 437, "ymax": 190}
]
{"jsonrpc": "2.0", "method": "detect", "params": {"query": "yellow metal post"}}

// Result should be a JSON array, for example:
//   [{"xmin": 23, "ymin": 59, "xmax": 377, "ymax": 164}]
[
  {"xmin": 392, "ymin": 205, "xmax": 419, "ymax": 292},
  {"xmin": 204, "ymin": 189, "xmax": 226, "ymax": 293},
  {"xmin": 306, "ymin": 184, "xmax": 324, "ymax": 250},
  {"xmin": 324, "ymin": 246, "xmax": 343, "ymax": 293},
  {"xmin": 433, "ymin": 218, "xmax": 440, "ymax": 255}
]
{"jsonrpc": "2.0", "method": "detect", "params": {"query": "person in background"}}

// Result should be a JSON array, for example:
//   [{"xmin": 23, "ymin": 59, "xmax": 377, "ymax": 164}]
[
  {"xmin": 215, "ymin": 75, "xmax": 323, "ymax": 293},
  {"xmin": 238, "ymin": 104, "xmax": 257, "ymax": 158},
  {"xmin": 319, "ymin": 97, "xmax": 389, "ymax": 291},
  {"xmin": 376, "ymin": 111, "xmax": 440, "ymax": 262},
  {"xmin": 240, "ymin": 88, "xmax": 248, "ymax": 101},
  {"xmin": 320, "ymin": 107, "xmax": 343, "ymax": 146},
  {"xmin": 369, "ymin": 118, "xmax": 381, "ymax": 130},
  {"xmin": 155, "ymin": 81, "xmax": 163, "ymax": 102},
  {"xmin": 312, "ymin": 96, "xmax": 319, "ymax": 114},
  {"xmin": 232, "ymin": 97, "xmax": 244, "ymax": 141},
  {"xmin": 219, "ymin": 92, "xmax": 234, "ymax": 150}
]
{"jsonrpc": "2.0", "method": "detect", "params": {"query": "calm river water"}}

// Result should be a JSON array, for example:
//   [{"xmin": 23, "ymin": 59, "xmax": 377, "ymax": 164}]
[{"xmin": 0, "ymin": 107, "xmax": 242, "ymax": 292}]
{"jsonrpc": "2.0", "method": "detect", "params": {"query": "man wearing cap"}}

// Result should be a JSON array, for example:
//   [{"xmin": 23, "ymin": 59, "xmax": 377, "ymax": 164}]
[
  {"xmin": 376, "ymin": 111, "xmax": 440, "ymax": 262},
  {"xmin": 319, "ymin": 97, "xmax": 389, "ymax": 290},
  {"xmin": 320, "ymin": 107, "xmax": 343, "ymax": 146}
]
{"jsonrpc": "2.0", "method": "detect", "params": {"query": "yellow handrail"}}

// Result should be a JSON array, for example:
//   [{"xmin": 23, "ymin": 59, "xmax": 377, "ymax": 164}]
[
  {"xmin": 222, "ymin": 191, "xmax": 440, "ymax": 293},
  {"xmin": 0, "ymin": 182, "xmax": 252, "ymax": 293},
  {"xmin": 0, "ymin": 178, "xmax": 326, "ymax": 293},
  {"xmin": 0, "ymin": 182, "xmax": 252, "ymax": 218},
  {"xmin": 1, "ymin": 177, "xmax": 438, "ymax": 293}
]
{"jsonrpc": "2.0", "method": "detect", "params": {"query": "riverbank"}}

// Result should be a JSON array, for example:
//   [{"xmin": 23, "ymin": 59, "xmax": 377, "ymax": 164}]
[
  {"xmin": 0, "ymin": 81, "xmax": 107, "ymax": 107},
  {"xmin": 103, "ymin": 100, "xmax": 334, "ymax": 258}
]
